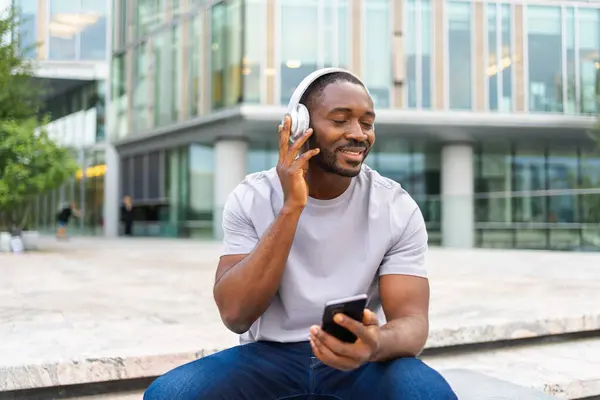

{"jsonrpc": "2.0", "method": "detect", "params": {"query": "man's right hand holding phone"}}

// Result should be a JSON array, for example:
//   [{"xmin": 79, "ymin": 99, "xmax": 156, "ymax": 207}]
[{"xmin": 309, "ymin": 309, "xmax": 381, "ymax": 372}]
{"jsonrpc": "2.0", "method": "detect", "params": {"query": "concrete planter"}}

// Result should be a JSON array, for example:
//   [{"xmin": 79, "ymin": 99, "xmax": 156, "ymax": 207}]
[{"xmin": 0, "ymin": 231, "xmax": 40, "ymax": 252}]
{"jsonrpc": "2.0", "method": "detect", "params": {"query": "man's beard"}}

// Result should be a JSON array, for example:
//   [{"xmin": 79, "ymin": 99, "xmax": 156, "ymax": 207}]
[{"xmin": 307, "ymin": 134, "xmax": 369, "ymax": 178}]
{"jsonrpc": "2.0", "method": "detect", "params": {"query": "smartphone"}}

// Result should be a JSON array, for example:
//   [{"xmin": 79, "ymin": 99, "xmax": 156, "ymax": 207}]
[{"xmin": 321, "ymin": 294, "xmax": 368, "ymax": 343}]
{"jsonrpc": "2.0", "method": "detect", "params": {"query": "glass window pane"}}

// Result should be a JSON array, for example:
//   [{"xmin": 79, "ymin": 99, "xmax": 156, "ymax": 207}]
[
  {"xmin": 513, "ymin": 145, "xmax": 547, "ymax": 223},
  {"xmin": 421, "ymin": 0, "xmax": 432, "ymax": 109},
  {"xmin": 80, "ymin": 0, "xmax": 107, "ymax": 60},
  {"xmin": 280, "ymin": 0, "xmax": 319, "ymax": 104},
  {"xmin": 211, "ymin": 3, "xmax": 226, "ymax": 109},
  {"xmin": 565, "ymin": 7, "xmax": 576, "ymax": 114},
  {"xmin": 48, "ymin": 0, "xmax": 79, "ymax": 60},
  {"xmin": 211, "ymin": 1, "xmax": 243, "ymax": 109},
  {"xmin": 133, "ymin": 42, "xmax": 150, "ymax": 131},
  {"xmin": 500, "ymin": 4, "xmax": 512, "ymax": 111},
  {"xmin": 171, "ymin": 24, "xmax": 182, "ymax": 121},
  {"xmin": 243, "ymin": 0, "xmax": 265, "ymax": 103},
  {"xmin": 188, "ymin": 145, "xmax": 214, "ymax": 221},
  {"xmin": 475, "ymin": 142, "xmax": 512, "ymax": 224},
  {"xmin": 110, "ymin": 53, "xmax": 128, "ymax": 139},
  {"xmin": 225, "ymin": 0, "xmax": 243, "ymax": 106},
  {"xmin": 363, "ymin": 0, "xmax": 390, "ymax": 108},
  {"xmin": 153, "ymin": 29, "xmax": 171, "ymax": 126},
  {"xmin": 580, "ymin": 147, "xmax": 600, "ymax": 224},
  {"xmin": 577, "ymin": 8, "xmax": 600, "ymax": 115},
  {"xmin": 14, "ymin": 0, "xmax": 38, "ymax": 58},
  {"xmin": 189, "ymin": 14, "xmax": 202, "ymax": 116},
  {"xmin": 136, "ymin": 0, "xmax": 163, "ymax": 38},
  {"xmin": 487, "ymin": 3, "xmax": 498, "ymax": 111},
  {"xmin": 547, "ymin": 145, "xmax": 578, "ymax": 223},
  {"xmin": 527, "ymin": 6, "xmax": 563, "ymax": 113},
  {"xmin": 447, "ymin": 1, "xmax": 472, "ymax": 110},
  {"xmin": 405, "ymin": 0, "xmax": 417, "ymax": 108}
]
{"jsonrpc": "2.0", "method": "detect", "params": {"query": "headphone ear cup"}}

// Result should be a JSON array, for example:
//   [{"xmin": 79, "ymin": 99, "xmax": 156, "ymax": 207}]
[
  {"xmin": 293, "ymin": 104, "xmax": 310, "ymax": 142},
  {"xmin": 289, "ymin": 104, "xmax": 310, "ymax": 143}
]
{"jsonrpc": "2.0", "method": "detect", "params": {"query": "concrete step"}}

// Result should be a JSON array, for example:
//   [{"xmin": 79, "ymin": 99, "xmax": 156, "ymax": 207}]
[{"xmin": 424, "ymin": 335, "xmax": 600, "ymax": 399}]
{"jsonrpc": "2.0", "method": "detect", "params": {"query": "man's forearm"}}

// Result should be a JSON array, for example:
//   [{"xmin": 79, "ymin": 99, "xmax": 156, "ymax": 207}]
[
  {"xmin": 369, "ymin": 315, "xmax": 429, "ymax": 362},
  {"xmin": 214, "ymin": 206, "xmax": 302, "ymax": 333}
]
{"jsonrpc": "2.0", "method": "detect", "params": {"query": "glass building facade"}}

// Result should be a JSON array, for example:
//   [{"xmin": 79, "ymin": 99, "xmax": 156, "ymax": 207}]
[
  {"xmin": 14, "ymin": 0, "xmax": 108, "ymax": 60},
  {"xmin": 11, "ymin": 0, "xmax": 109, "ymax": 235},
  {"xmin": 107, "ymin": 0, "xmax": 600, "ymax": 250}
]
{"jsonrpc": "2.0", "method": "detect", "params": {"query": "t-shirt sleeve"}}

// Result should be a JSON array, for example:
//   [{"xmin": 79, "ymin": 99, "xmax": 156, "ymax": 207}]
[
  {"xmin": 221, "ymin": 187, "xmax": 260, "ymax": 255},
  {"xmin": 379, "ymin": 202, "xmax": 428, "ymax": 278}
]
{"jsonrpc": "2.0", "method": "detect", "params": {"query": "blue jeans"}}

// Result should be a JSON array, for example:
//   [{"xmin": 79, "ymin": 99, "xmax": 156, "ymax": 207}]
[{"xmin": 144, "ymin": 341, "xmax": 457, "ymax": 400}]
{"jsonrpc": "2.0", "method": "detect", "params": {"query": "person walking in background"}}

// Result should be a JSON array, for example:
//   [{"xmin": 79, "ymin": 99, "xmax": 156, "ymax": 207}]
[
  {"xmin": 120, "ymin": 195, "xmax": 134, "ymax": 236},
  {"xmin": 55, "ymin": 202, "xmax": 80, "ymax": 240}
]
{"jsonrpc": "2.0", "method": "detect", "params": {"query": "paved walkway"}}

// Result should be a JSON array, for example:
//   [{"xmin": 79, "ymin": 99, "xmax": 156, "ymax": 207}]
[{"xmin": 2, "ymin": 237, "xmax": 600, "ymax": 392}]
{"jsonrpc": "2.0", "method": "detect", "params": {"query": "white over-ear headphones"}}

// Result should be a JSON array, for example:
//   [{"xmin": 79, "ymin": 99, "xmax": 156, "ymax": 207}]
[{"xmin": 284, "ymin": 67, "xmax": 367, "ymax": 143}]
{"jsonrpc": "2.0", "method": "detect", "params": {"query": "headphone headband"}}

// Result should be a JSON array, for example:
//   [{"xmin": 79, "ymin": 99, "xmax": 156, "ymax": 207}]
[
  {"xmin": 284, "ymin": 67, "xmax": 368, "ymax": 143},
  {"xmin": 286, "ymin": 67, "xmax": 365, "ymax": 114}
]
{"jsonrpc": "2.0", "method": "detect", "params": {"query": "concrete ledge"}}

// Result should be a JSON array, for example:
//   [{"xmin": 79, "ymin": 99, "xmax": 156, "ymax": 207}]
[
  {"xmin": 3, "ymin": 316, "xmax": 600, "ymax": 392},
  {"xmin": 427, "ymin": 314, "xmax": 600, "ymax": 348},
  {"xmin": 442, "ymin": 369, "xmax": 559, "ymax": 399}
]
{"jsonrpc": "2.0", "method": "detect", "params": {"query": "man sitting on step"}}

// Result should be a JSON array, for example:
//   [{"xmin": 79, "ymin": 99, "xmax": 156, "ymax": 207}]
[{"xmin": 144, "ymin": 68, "xmax": 457, "ymax": 399}]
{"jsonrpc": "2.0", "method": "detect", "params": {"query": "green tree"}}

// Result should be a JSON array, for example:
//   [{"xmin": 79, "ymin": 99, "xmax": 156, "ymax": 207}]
[
  {"xmin": 0, "ymin": 6, "xmax": 43, "ymax": 120},
  {"xmin": 0, "ymin": 6, "xmax": 76, "ymax": 232},
  {"xmin": 0, "ymin": 118, "xmax": 78, "ymax": 230}
]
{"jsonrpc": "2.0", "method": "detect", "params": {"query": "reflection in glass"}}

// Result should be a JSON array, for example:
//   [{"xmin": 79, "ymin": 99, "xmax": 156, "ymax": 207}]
[
  {"xmin": 405, "ymin": 0, "xmax": 417, "ymax": 108},
  {"xmin": 322, "ymin": 0, "xmax": 349, "ymax": 69},
  {"xmin": 188, "ymin": 144, "xmax": 214, "ymax": 222},
  {"xmin": 421, "ymin": 0, "xmax": 432, "ymax": 109},
  {"xmin": 133, "ymin": 43, "xmax": 150, "ymax": 132},
  {"xmin": 475, "ymin": 142, "xmax": 512, "ymax": 224},
  {"xmin": 153, "ymin": 30, "xmax": 168, "ymax": 125},
  {"xmin": 447, "ymin": 1, "xmax": 472, "ymax": 110},
  {"xmin": 48, "ymin": 0, "xmax": 77, "ymax": 59},
  {"xmin": 565, "ymin": 8, "xmax": 576, "ymax": 114},
  {"xmin": 136, "ymin": 0, "xmax": 163, "ymax": 38},
  {"xmin": 171, "ymin": 24, "xmax": 182, "ymax": 122},
  {"xmin": 547, "ymin": 145, "xmax": 578, "ymax": 224},
  {"xmin": 189, "ymin": 15, "xmax": 202, "ymax": 116},
  {"xmin": 577, "ymin": 8, "xmax": 600, "ymax": 115},
  {"xmin": 110, "ymin": 54, "xmax": 127, "ymax": 139},
  {"xmin": 527, "ymin": 6, "xmax": 563, "ymax": 112},
  {"xmin": 487, "ymin": 4, "xmax": 498, "ymax": 111},
  {"xmin": 243, "ymin": 0, "xmax": 265, "ymax": 103},
  {"xmin": 363, "ymin": 0, "xmax": 390, "ymax": 108},
  {"xmin": 80, "ymin": 0, "xmax": 107, "ymax": 60},
  {"xmin": 280, "ymin": 0, "xmax": 319, "ymax": 104},
  {"xmin": 513, "ymin": 146, "xmax": 546, "ymax": 223},
  {"xmin": 15, "ymin": 0, "xmax": 38, "ymax": 58},
  {"xmin": 211, "ymin": 0, "xmax": 243, "ymax": 109},
  {"xmin": 500, "ymin": 4, "xmax": 512, "ymax": 111}
]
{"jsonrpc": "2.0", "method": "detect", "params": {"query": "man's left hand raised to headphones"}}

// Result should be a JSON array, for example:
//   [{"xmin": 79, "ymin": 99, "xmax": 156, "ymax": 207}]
[{"xmin": 277, "ymin": 115, "xmax": 320, "ymax": 212}]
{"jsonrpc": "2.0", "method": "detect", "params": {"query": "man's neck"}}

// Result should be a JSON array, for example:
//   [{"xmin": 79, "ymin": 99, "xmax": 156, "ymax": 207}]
[{"xmin": 306, "ymin": 168, "xmax": 352, "ymax": 200}]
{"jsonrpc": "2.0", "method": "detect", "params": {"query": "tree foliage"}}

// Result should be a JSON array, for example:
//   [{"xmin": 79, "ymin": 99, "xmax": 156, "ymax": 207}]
[
  {"xmin": 0, "ymin": 6, "xmax": 43, "ymax": 120},
  {"xmin": 0, "ymin": 119, "xmax": 78, "ymax": 229},
  {"xmin": 0, "ymin": 6, "xmax": 76, "ymax": 231}
]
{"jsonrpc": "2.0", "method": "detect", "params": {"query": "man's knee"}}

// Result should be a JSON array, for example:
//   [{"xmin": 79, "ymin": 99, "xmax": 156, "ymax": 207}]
[
  {"xmin": 143, "ymin": 360, "xmax": 220, "ymax": 400},
  {"xmin": 383, "ymin": 357, "xmax": 457, "ymax": 398}
]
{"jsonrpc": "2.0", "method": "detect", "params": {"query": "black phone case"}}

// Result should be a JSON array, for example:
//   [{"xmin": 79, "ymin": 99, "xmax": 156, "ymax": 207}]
[{"xmin": 321, "ymin": 298, "xmax": 367, "ymax": 343}]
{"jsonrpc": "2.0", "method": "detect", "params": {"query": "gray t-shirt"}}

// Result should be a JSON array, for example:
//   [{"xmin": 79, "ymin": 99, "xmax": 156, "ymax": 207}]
[{"xmin": 221, "ymin": 164, "xmax": 428, "ymax": 344}]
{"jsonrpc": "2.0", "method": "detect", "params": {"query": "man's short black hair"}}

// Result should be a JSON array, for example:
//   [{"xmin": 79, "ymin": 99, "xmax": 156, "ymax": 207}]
[{"xmin": 299, "ymin": 71, "xmax": 365, "ymax": 112}]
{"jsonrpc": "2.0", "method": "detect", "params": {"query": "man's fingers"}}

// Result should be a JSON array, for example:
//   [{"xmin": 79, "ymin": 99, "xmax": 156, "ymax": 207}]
[
  {"xmin": 289, "ymin": 128, "xmax": 313, "ymax": 154},
  {"xmin": 278, "ymin": 116, "xmax": 291, "ymax": 161},
  {"xmin": 292, "ymin": 148, "xmax": 320, "ymax": 168},
  {"xmin": 334, "ymin": 314, "xmax": 368, "ymax": 340},
  {"xmin": 362, "ymin": 309, "xmax": 379, "ymax": 326},
  {"xmin": 310, "ymin": 332, "xmax": 356, "ymax": 371}
]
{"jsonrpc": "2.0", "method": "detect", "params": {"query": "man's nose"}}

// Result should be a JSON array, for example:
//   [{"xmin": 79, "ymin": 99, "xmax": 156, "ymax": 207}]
[{"xmin": 345, "ymin": 121, "xmax": 368, "ymax": 142}]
